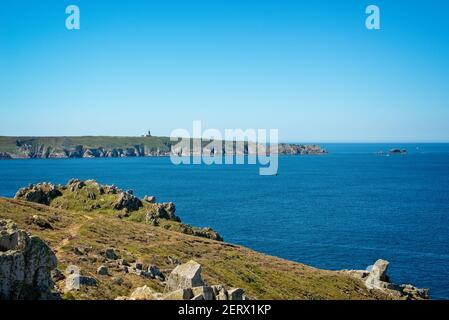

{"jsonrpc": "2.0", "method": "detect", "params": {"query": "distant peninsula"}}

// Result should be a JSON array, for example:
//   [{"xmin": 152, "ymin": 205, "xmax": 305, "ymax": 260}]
[{"xmin": 0, "ymin": 136, "xmax": 327, "ymax": 159}]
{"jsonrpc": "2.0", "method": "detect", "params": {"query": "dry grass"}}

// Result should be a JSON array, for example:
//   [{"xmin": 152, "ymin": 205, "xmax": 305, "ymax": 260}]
[{"xmin": 0, "ymin": 197, "xmax": 393, "ymax": 300}]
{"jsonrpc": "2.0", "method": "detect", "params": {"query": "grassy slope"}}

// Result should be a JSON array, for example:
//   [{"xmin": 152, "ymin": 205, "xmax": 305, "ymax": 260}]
[{"xmin": 0, "ymin": 196, "xmax": 392, "ymax": 300}]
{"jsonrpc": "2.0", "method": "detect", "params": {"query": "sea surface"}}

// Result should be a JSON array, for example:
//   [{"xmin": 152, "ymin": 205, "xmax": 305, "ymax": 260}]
[{"xmin": 1, "ymin": 143, "xmax": 448, "ymax": 299}]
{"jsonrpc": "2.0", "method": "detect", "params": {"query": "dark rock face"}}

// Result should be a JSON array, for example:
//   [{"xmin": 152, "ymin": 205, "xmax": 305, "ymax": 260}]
[
  {"xmin": 389, "ymin": 149, "xmax": 408, "ymax": 155},
  {"xmin": 0, "ymin": 219, "xmax": 58, "ymax": 300},
  {"xmin": 275, "ymin": 143, "xmax": 327, "ymax": 155},
  {"xmin": 193, "ymin": 227, "xmax": 223, "ymax": 242},
  {"xmin": 67, "ymin": 179, "xmax": 86, "ymax": 192},
  {"xmin": 113, "ymin": 192, "xmax": 143, "ymax": 212},
  {"xmin": 175, "ymin": 223, "xmax": 223, "ymax": 241},
  {"xmin": 154, "ymin": 203, "xmax": 181, "ymax": 222},
  {"xmin": 0, "ymin": 152, "xmax": 12, "ymax": 159},
  {"xmin": 15, "ymin": 183, "xmax": 62, "ymax": 205},
  {"xmin": 105, "ymin": 248, "xmax": 118, "ymax": 260}
]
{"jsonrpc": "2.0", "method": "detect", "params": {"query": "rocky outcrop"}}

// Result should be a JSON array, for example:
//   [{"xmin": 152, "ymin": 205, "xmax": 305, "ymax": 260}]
[
  {"xmin": 13, "ymin": 179, "xmax": 223, "ymax": 243},
  {"xmin": 171, "ymin": 223, "xmax": 224, "ymax": 241},
  {"xmin": 0, "ymin": 152, "xmax": 12, "ymax": 159},
  {"xmin": 15, "ymin": 183, "xmax": 62, "ymax": 205},
  {"xmin": 165, "ymin": 260, "xmax": 205, "ymax": 291},
  {"xmin": 65, "ymin": 274, "xmax": 97, "ymax": 291},
  {"xmin": 116, "ymin": 285, "xmax": 160, "ymax": 300},
  {"xmin": 192, "ymin": 227, "xmax": 224, "ymax": 241},
  {"xmin": 143, "ymin": 195, "xmax": 156, "ymax": 203},
  {"xmin": 118, "ymin": 260, "xmax": 247, "ymax": 301},
  {"xmin": 0, "ymin": 219, "xmax": 58, "ymax": 300},
  {"xmin": 389, "ymin": 148, "xmax": 408, "ymax": 155},
  {"xmin": 342, "ymin": 259, "xmax": 429, "ymax": 300},
  {"xmin": 113, "ymin": 192, "xmax": 143, "ymax": 212},
  {"xmin": 274, "ymin": 143, "xmax": 327, "ymax": 155},
  {"xmin": 153, "ymin": 202, "xmax": 180, "ymax": 222},
  {"xmin": 96, "ymin": 265, "xmax": 108, "ymax": 275}
]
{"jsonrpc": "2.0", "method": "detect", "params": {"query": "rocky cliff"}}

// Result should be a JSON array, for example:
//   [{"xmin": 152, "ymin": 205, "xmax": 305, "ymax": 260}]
[
  {"xmin": 0, "ymin": 219, "xmax": 58, "ymax": 300},
  {"xmin": 0, "ymin": 136, "xmax": 327, "ymax": 159},
  {"xmin": 0, "ymin": 180, "xmax": 428, "ymax": 300},
  {"xmin": 14, "ymin": 179, "xmax": 223, "ymax": 242}
]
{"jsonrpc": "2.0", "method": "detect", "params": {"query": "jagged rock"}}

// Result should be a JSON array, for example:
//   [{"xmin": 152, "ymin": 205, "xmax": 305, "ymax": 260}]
[
  {"xmin": 67, "ymin": 179, "xmax": 86, "ymax": 192},
  {"xmin": 228, "ymin": 288, "xmax": 246, "ymax": 300},
  {"xmin": 15, "ymin": 183, "xmax": 62, "ymax": 205},
  {"xmin": 192, "ymin": 286, "xmax": 215, "ymax": 300},
  {"xmin": 134, "ymin": 262, "xmax": 143, "ymax": 270},
  {"xmin": 342, "ymin": 259, "xmax": 429, "ymax": 299},
  {"xmin": 365, "ymin": 259, "xmax": 395, "ymax": 290},
  {"xmin": 400, "ymin": 284, "xmax": 430, "ymax": 300},
  {"xmin": 0, "ymin": 152, "xmax": 12, "ymax": 159},
  {"xmin": 108, "ymin": 185, "xmax": 118, "ymax": 194},
  {"xmin": 113, "ymin": 192, "xmax": 143, "ymax": 212},
  {"xmin": 143, "ymin": 195, "xmax": 156, "ymax": 203},
  {"xmin": 148, "ymin": 265, "xmax": 165, "ymax": 280},
  {"xmin": 97, "ymin": 265, "xmax": 109, "ymax": 275},
  {"xmin": 274, "ymin": 143, "xmax": 327, "ymax": 155},
  {"xmin": 128, "ymin": 285, "xmax": 158, "ymax": 300},
  {"xmin": 117, "ymin": 259, "xmax": 130, "ymax": 267},
  {"xmin": 146, "ymin": 213, "xmax": 159, "ymax": 226},
  {"xmin": 154, "ymin": 202, "xmax": 181, "ymax": 222},
  {"xmin": 65, "ymin": 274, "xmax": 97, "ymax": 291},
  {"xmin": 163, "ymin": 288, "xmax": 194, "ymax": 300},
  {"xmin": 193, "ymin": 227, "xmax": 223, "ymax": 241},
  {"xmin": 123, "ymin": 261, "xmax": 246, "ymax": 301},
  {"xmin": 389, "ymin": 149, "xmax": 408, "ymax": 155},
  {"xmin": 49, "ymin": 150, "xmax": 68, "ymax": 158},
  {"xmin": 0, "ymin": 219, "xmax": 58, "ymax": 300},
  {"xmin": 212, "ymin": 285, "xmax": 229, "ymax": 300},
  {"xmin": 371, "ymin": 259, "xmax": 390, "ymax": 282},
  {"xmin": 29, "ymin": 215, "xmax": 53, "ymax": 230},
  {"xmin": 176, "ymin": 224, "xmax": 223, "ymax": 241},
  {"xmin": 165, "ymin": 260, "xmax": 204, "ymax": 291},
  {"xmin": 105, "ymin": 248, "xmax": 118, "ymax": 260}
]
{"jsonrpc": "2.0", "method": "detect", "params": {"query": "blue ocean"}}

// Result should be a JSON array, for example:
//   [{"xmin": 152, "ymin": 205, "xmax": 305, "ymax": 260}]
[{"xmin": 1, "ymin": 143, "xmax": 448, "ymax": 299}]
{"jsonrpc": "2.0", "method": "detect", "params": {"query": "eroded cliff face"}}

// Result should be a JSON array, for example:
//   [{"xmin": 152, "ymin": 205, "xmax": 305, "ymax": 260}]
[
  {"xmin": 11, "ymin": 140, "xmax": 168, "ymax": 159},
  {"xmin": 0, "ymin": 137, "xmax": 327, "ymax": 159},
  {"xmin": 0, "ymin": 219, "xmax": 58, "ymax": 300}
]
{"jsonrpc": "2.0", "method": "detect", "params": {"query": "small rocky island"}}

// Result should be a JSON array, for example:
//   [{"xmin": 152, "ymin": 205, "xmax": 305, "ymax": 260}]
[
  {"xmin": 389, "ymin": 148, "xmax": 408, "ymax": 155},
  {"xmin": 0, "ymin": 136, "xmax": 327, "ymax": 159},
  {"xmin": 0, "ymin": 179, "xmax": 428, "ymax": 300}
]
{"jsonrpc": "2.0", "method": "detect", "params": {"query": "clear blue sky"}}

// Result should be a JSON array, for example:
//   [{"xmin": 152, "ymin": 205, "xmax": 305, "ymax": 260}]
[{"xmin": 1, "ymin": 0, "xmax": 448, "ymax": 142}]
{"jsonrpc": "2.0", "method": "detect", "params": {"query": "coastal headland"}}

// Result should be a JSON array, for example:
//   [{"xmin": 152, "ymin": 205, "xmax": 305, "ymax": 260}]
[
  {"xmin": 0, "ymin": 179, "xmax": 429, "ymax": 300},
  {"xmin": 0, "ymin": 136, "xmax": 327, "ymax": 159}
]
